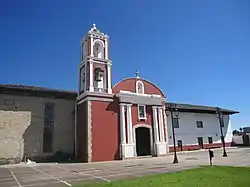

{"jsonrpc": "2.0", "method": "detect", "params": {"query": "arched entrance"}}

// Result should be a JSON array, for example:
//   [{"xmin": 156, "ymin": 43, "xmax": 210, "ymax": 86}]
[{"xmin": 135, "ymin": 127, "xmax": 151, "ymax": 156}]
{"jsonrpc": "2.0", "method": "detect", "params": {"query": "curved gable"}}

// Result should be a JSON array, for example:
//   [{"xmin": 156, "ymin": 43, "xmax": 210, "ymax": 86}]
[{"xmin": 112, "ymin": 77, "xmax": 166, "ymax": 98}]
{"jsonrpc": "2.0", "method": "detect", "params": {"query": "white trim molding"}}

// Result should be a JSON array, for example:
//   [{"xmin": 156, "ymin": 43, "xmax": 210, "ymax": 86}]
[
  {"xmin": 93, "ymin": 39, "xmax": 105, "ymax": 47},
  {"xmin": 127, "ymin": 104, "xmax": 133, "ymax": 144},
  {"xmin": 119, "ymin": 103, "xmax": 127, "ymax": 144},
  {"xmin": 107, "ymin": 63, "xmax": 112, "ymax": 94},
  {"xmin": 90, "ymin": 36, "xmax": 94, "ymax": 57},
  {"xmin": 87, "ymin": 100, "xmax": 92, "ymax": 162},
  {"xmin": 152, "ymin": 106, "xmax": 167, "ymax": 156},
  {"xmin": 119, "ymin": 90, "xmax": 161, "ymax": 98},
  {"xmin": 158, "ymin": 107, "xmax": 165, "ymax": 142},
  {"xmin": 120, "ymin": 103, "xmax": 136, "ymax": 159},
  {"xmin": 152, "ymin": 106, "xmax": 159, "ymax": 144},
  {"xmin": 89, "ymin": 61, "xmax": 94, "ymax": 92},
  {"xmin": 77, "ymin": 97, "xmax": 113, "ymax": 105},
  {"xmin": 104, "ymin": 38, "xmax": 108, "ymax": 60}
]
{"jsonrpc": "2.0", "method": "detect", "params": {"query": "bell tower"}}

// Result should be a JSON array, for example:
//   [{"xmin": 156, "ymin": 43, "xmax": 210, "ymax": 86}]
[{"xmin": 79, "ymin": 24, "xmax": 112, "ymax": 94}]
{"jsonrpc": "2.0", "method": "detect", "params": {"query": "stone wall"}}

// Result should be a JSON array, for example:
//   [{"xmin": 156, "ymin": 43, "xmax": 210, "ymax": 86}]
[
  {"xmin": 0, "ymin": 110, "xmax": 31, "ymax": 164},
  {"xmin": 0, "ymin": 94, "xmax": 75, "ymax": 164}
]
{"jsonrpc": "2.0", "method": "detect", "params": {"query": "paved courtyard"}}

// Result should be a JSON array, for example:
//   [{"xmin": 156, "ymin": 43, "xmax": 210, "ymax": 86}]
[{"xmin": 1, "ymin": 147, "xmax": 250, "ymax": 187}]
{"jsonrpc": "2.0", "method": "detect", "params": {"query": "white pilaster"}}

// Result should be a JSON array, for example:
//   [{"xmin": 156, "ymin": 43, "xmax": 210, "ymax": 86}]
[
  {"xmin": 126, "ymin": 104, "xmax": 133, "ymax": 144},
  {"xmin": 107, "ymin": 63, "xmax": 112, "ymax": 93},
  {"xmin": 158, "ymin": 107, "xmax": 165, "ymax": 142},
  {"xmin": 162, "ymin": 105, "xmax": 169, "ymax": 153},
  {"xmin": 89, "ymin": 60, "xmax": 94, "ymax": 92},
  {"xmin": 83, "ymin": 41, "xmax": 86, "ymax": 60},
  {"xmin": 105, "ymin": 38, "xmax": 108, "ymax": 60},
  {"xmin": 152, "ymin": 106, "xmax": 159, "ymax": 143},
  {"xmin": 80, "ymin": 66, "xmax": 84, "ymax": 91},
  {"xmin": 119, "ymin": 104, "xmax": 126, "ymax": 144},
  {"xmin": 84, "ymin": 63, "xmax": 87, "ymax": 91},
  {"xmin": 90, "ymin": 35, "xmax": 94, "ymax": 57}
]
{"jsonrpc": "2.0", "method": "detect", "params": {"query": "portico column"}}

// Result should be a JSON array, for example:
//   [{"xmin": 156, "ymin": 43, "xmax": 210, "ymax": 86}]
[
  {"xmin": 158, "ymin": 107, "xmax": 165, "ymax": 142},
  {"xmin": 119, "ymin": 103, "xmax": 126, "ymax": 144},
  {"xmin": 89, "ymin": 60, "xmax": 94, "ymax": 92},
  {"xmin": 152, "ymin": 106, "xmax": 159, "ymax": 143},
  {"xmin": 126, "ymin": 104, "xmax": 133, "ymax": 144}
]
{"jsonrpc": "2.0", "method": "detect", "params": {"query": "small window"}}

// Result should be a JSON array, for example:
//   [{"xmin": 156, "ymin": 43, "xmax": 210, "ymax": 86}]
[
  {"xmin": 44, "ymin": 102, "xmax": 55, "ymax": 123},
  {"xmin": 173, "ymin": 118, "xmax": 179, "ymax": 128},
  {"xmin": 43, "ymin": 102, "xmax": 55, "ymax": 153},
  {"xmin": 138, "ymin": 105, "xmax": 146, "ymax": 119},
  {"xmin": 208, "ymin": 137, "xmax": 213, "ymax": 144},
  {"xmin": 196, "ymin": 121, "xmax": 203, "ymax": 128}
]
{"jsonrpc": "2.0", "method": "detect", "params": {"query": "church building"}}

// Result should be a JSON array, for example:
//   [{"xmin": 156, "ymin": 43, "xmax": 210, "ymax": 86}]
[{"xmin": 0, "ymin": 24, "xmax": 239, "ymax": 164}]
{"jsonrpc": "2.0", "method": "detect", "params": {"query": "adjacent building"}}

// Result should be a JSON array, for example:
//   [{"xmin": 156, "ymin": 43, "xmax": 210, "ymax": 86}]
[{"xmin": 0, "ymin": 24, "xmax": 239, "ymax": 164}]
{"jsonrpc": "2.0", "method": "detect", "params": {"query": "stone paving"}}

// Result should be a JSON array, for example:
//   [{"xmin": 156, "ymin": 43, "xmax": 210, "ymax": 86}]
[{"xmin": 0, "ymin": 147, "xmax": 250, "ymax": 187}]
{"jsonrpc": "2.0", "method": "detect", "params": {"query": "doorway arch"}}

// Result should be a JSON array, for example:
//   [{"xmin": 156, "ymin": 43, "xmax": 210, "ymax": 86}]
[{"xmin": 133, "ymin": 124, "xmax": 153, "ymax": 157}]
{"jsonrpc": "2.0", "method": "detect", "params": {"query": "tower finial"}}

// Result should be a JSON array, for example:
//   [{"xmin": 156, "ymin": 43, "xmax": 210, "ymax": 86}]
[
  {"xmin": 135, "ymin": 70, "xmax": 140, "ymax": 78},
  {"xmin": 93, "ymin": 23, "xmax": 96, "ymax": 29}
]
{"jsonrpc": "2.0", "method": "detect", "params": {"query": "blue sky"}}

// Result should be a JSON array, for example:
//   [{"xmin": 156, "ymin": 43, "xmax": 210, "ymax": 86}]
[{"xmin": 1, "ymin": 0, "xmax": 249, "ymax": 129}]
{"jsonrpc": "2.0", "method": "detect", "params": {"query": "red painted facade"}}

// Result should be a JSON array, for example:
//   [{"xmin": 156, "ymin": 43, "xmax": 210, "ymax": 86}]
[
  {"xmin": 91, "ymin": 100, "xmax": 120, "ymax": 162},
  {"xmin": 76, "ymin": 25, "xmax": 233, "ymax": 163},
  {"xmin": 77, "ymin": 77, "xmax": 168, "ymax": 162},
  {"xmin": 131, "ymin": 104, "xmax": 154, "ymax": 127},
  {"xmin": 76, "ymin": 75, "xmax": 232, "ymax": 162},
  {"xmin": 113, "ymin": 78, "xmax": 165, "ymax": 97}
]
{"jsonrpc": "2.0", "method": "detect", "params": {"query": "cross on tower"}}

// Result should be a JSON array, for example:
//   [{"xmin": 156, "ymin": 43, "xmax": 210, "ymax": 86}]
[{"xmin": 135, "ymin": 70, "xmax": 140, "ymax": 78}]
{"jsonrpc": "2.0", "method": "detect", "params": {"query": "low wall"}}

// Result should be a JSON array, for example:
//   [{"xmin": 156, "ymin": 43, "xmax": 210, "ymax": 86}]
[{"xmin": 169, "ymin": 142, "xmax": 232, "ymax": 152}]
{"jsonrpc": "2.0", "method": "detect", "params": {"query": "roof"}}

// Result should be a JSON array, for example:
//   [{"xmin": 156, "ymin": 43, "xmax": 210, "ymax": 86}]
[
  {"xmin": 243, "ymin": 127, "xmax": 250, "ymax": 133},
  {"xmin": 0, "ymin": 84, "xmax": 240, "ymax": 114},
  {"xmin": 166, "ymin": 102, "xmax": 239, "ymax": 115},
  {"xmin": 0, "ymin": 84, "xmax": 77, "ymax": 100}
]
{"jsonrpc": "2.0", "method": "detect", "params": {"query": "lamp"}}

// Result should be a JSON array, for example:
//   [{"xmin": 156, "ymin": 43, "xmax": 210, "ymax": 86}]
[
  {"xmin": 174, "ymin": 108, "xmax": 179, "ymax": 118},
  {"xmin": 216, "ymin": 107, "xmax": 228, "ymax": 157},
  {"xmin": 165, "ymin": 103, "xmax": 179, "ymax": 164},
  {"xmin": 166, "ymin": 110, "xmax": 170, "ymax": 117}
]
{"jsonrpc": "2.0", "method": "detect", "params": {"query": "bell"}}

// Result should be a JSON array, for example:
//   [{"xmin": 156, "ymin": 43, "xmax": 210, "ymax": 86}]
[
  {"xmin": 95, "ymin": 68, "xmax": 104, "ymax": 82},
  {"xmin": 95, "ymin": 74, "xmax": 102, "ymax": 82}
]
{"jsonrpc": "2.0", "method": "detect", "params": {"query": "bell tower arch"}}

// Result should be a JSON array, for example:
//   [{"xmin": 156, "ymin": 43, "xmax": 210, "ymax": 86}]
[{"xmin": 79, "ymin": 24, "xmax": 112, "ymax": 94}]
